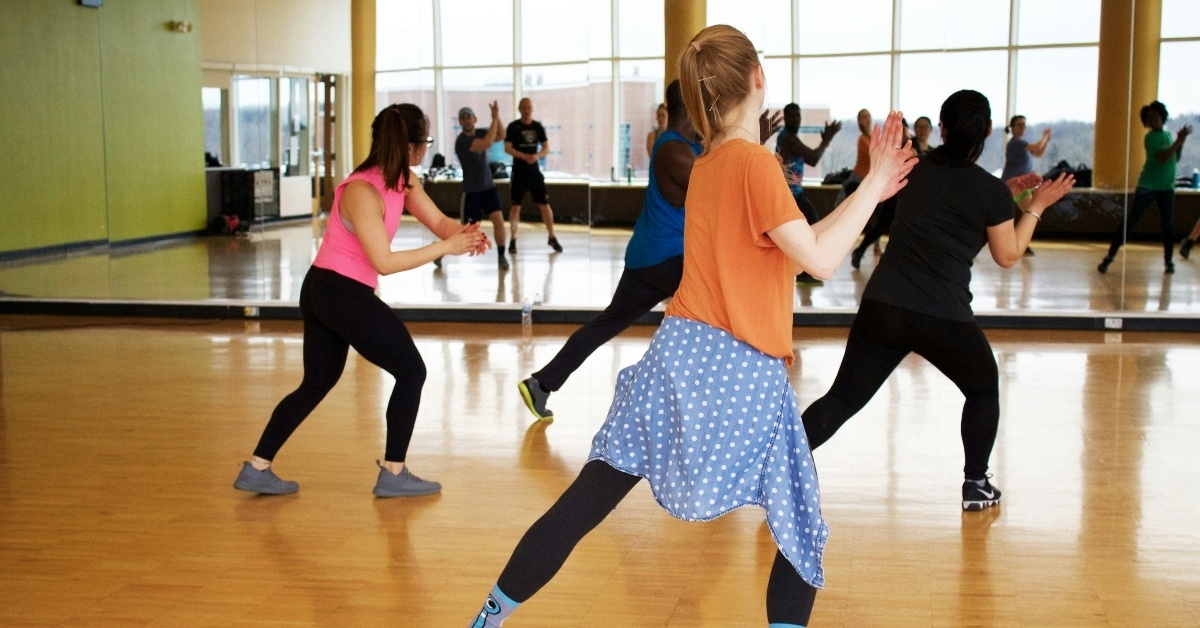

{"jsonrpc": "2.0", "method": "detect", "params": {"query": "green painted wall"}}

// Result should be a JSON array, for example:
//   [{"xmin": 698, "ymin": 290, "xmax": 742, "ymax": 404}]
[
  {"xmin": 0, "ymin": 2, "xmax": 109, "ymax": 253},
  {"xmin": 101, "ymin": 0, "xmax": 206, "ymax": 243},
  {"xmin": 0, "ymin": 0, "xmax": 205, "ymax": 255}
]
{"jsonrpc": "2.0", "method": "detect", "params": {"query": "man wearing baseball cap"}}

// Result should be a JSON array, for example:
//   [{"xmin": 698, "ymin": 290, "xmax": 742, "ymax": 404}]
[{"xmin": 454, "ymin": 101, "xmax": 509, "ymax": 270}]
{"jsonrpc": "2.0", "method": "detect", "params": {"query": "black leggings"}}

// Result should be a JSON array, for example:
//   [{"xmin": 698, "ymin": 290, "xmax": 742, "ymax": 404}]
[
  {"xmin": 802, "ymin": 299, "xmax": 1000, "ymax": 480},
  {"xmin": 853, "ymin": 196, "xmax": 898, "ymax": 258},
  {"xmin": 1105, "ymin": 187, "xmax": 1176, "ymax": 261},
  {"xmin": 496, "ymin": 460, "xmax": 817, "ymax": 625},
  {"xmin": 252, "ymin": 267, "xmax": 426, "ymax": 462},
  {"xmin": 533, "ymin": 255, "xmax": 682, "ymax": 391}
]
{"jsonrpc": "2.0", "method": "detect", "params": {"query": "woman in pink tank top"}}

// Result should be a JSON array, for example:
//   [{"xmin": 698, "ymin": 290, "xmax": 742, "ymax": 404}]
[{"xmin": 234, "ymin": 104, "xmax": 490, "ymax": 498}]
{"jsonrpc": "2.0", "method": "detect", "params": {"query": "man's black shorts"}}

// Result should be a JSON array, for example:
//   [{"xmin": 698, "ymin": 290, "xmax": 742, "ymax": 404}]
[
  {"xmin": 510, "ymin": 171, "xmax": 549, "ymax": 205},
  {"xmin": 462, "ymin": 188, "xmax": 502, "ymax": 223}
]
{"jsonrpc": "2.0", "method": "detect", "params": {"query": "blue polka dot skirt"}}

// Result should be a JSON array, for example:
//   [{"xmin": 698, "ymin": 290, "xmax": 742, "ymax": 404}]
[{"xmin": 588, "ymin": 316, "xmax": 829, "ymax": 588}]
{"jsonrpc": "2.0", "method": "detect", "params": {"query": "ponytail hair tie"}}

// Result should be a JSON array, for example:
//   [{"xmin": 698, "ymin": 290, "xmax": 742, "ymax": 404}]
[{"xmin": 691, "ymin": 42, "xmax": 701, "ymax": 53}]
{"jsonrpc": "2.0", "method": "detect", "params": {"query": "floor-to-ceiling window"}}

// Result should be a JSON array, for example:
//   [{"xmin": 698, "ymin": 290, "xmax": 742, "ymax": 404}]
[
  {"xmin": 1159, "ymin": 0, "xmax": 1200, "ymax": 179},
  {"xmin": 375, "ymin": 0, "xmax": 1109, "ymax": 181}
]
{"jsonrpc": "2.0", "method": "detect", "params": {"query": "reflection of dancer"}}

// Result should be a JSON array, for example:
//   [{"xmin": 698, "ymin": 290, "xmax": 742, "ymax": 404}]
[
  {"xmin": 233, "ymin": 104, "xmax": 488, "ymax": 498},
  {"xmin": 469, "ymin": 25, "xmax": 915, "ymax": 627},
  {"xmin": 778, "ymin": 103, "xmax": 841, "ymax": 284},
  {"xmin": 1098, "ymin": 101, "xmax": 1191, "ymax": 275},
  {"xmin": 1001, "ymin": 115, "xmax": 1051, "ymax": 257},
  {"xmin": 505, "ymin": 98, "xmax": 562, "ymax": 254},
  {"xmin": 1000, "ymin": 115, "xmax": 1051, "ymax": 181},
  {"xmin": 455, "ymin": 102, "xmax": 509, "ymax": 271},
  {"xmin": 646, "ymin": 102, "xmax": 667, "ymax": 157},
  {"xmin": 802, "ymin": 90, "xmax": 1075, "ymax": 512},
  {"xmin": 852, "ymin": 117, "xmax": 911, "ymax": 269},
  {"xmin": 517, "ymin": 81, "xmax": 700, "ymax": 420}
]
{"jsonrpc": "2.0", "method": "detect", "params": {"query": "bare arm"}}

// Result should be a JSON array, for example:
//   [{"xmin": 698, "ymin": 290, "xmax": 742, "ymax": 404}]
[
  {"xmin": 340, "ymin": 181, "xmax": 487, "ymax": 275},
  {"xmin": 469, "ymin": 101, "xmax": 503, "ymax": 151},
  {"xmin": 653, "ymin": 141, "xmax": 696, "ymax": 208},
  {"xmin": 646, "ymin": 131, "xmax": 656, "ymax": 157},
  {"xmin": 1157, "ymin": 125, "xmax": 1192, "ymax": 161},
  {"xmin": 767, "ymin": 113, "xmax": 917, "ymax": 279},
  {"xmin": 986, "ymin": 173, "xmax": 1075, "ymax": 267},
  {"xmin": 1028, "ymin": 128, "xmax": 1051, "ymax": 157}
]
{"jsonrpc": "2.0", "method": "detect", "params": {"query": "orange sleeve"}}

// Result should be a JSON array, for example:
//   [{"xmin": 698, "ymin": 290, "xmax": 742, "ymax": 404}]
[{"xmin": 745, "ymin": 150, "xmax": 804, "ymax": 248}]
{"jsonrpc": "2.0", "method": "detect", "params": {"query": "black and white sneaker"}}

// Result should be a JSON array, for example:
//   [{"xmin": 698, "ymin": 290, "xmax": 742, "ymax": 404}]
[
  {"xmin": 517, "ymin": 376, "xmax": 554, "ymax": 421},
  {"xmin": 962, "ymin": 477, "xmax": 1002, "ymax": 511}
]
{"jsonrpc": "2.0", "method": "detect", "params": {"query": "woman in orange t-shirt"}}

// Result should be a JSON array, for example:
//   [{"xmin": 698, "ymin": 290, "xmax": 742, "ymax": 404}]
[{"xmin": 469, "ymin": 25, "xmax": 915, "ymax": 628}]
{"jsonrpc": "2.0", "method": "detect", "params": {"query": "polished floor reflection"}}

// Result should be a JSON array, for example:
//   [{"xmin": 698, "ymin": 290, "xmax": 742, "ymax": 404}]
[
  {"xmin": 0, "ymin": 316, "xmax": 1197, "ymax": 626},
  {"xmin": 4, "ymin": 218, "xmax": 1200, "ymax": 314}
]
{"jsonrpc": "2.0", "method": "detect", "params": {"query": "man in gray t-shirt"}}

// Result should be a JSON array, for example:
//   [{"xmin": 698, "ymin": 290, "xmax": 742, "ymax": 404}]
[{"xmin": 452, "ymin": 101, "xmax": 509, "ymax": 270}]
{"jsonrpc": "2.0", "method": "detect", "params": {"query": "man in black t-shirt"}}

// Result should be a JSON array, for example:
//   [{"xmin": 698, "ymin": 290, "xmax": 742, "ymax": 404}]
[{"xmin": 504, "ymin": 97, "xmax": 562, "ymax": 253}]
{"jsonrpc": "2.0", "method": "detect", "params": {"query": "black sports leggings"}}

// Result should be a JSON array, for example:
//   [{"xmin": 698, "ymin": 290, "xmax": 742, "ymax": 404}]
[
  {"xmin": 533, "ymin": 255, "xmax": 682, "ymax": 391},
  {"xmin": 252, "ymin": 267, "xmax": 426, "ymax": 462},
  {"xmin": 496, "ymin": 460, "xmax": 817, "ymax": 625},
  {"xmin": 802, "ymin": 299, "xmax": 1000, "ymax": 480}
]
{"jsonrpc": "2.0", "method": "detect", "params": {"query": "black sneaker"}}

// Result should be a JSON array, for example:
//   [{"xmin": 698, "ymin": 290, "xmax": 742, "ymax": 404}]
[
  {"xmin": 433, "ymin": 256, "xmax": 443, "ymax": 269},
  {"xmin": 962, "ymin": 477, "xmax": 1002, "ymax": 511},
  {"xmin": 498, "ymin": 254, "xmax": 510, "ymax": 271},
  {"xmin": 517, "ymin": 376, "xmax": 554, "ymax": 421},
  {"xmin": 850, "ymin": 248, "xmax": 864, "ymax": 270},
  {"xmin": 508, "ymin": 239, "xmax": 517, "ymax": 254},
  {"xmin": 1166, "ymin": 261, "xmax": 1176, "ymax": 274},
  {"xmin": 1097, "ymin": 256, "xmax": 1113, "ymax": 273},
  {"xmin": 548, "ymin": 237, "xmax": 563, "ymax": 253},
  {"xmin": 1181, "ymin": 239, "xmax": 1194, "ymax": 260},
  {"xmin": 796, "ymin": 273, "xmax": 823, "ymax": 285},
  {"xmin": 1024, "ymin": 246, "xmax": 1035, "ymax": 257}
]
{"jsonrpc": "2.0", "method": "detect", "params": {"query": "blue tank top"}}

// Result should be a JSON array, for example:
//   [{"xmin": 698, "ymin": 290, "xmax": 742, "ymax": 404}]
[
  {"xmin": 778, "ymin": 128, "xmax": 804, "ymax": 195},
  {"xmin": 624, "ymin": 129, "xmax": 703, "ymax": 269}
]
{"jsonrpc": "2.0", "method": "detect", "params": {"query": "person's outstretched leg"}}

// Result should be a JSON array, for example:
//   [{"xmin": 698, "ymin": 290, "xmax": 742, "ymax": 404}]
[
  {"xmin": 250, "ymin": 272, "xmax": 350, "ymax": 463},
  {"xmin": 470, "ymin": 460, "xmax": 641, "ymax": 626},
  {"xmin": 530, "ymin": 257, "xmax": 680, "ymax": 393},
  {"xmin": 1101, "ymin": 188, "xmax": 1153, "ymax": 270},
  {"xmin": 766, "ymin": 548, "xmax": 817, "ymax": 628},
  {"xmin": 237, "ymin": 271, "xmax": 351, "ymax": 494},
  {"xmin": 802, "ymin": 299, "xmax": 910, "ymax": 450}
]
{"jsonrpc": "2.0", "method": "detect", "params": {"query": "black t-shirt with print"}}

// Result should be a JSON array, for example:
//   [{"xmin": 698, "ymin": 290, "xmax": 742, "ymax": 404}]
[{"xmin": 505, "ymin": 119, "xmax": 547, "ymax": 178}]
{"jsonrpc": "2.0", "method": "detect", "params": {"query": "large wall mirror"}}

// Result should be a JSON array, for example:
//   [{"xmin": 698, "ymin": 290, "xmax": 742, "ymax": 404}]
[{"xmin": 9, "ymin": 0, "xmax": 1200, "ymax": 325}]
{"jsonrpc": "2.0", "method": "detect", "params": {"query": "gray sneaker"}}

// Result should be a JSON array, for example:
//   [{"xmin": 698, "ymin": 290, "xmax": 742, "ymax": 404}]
[
  {"xmin": 373, "ymin": 461, "xmax": 441, "ymax": 497},
  {"xmin": 517, "ymin": 376, "xmax": 554, "ymax": 421},
  {"xmin": 233, "ymin": 461, "xmax": 299, "ymax": 495}
]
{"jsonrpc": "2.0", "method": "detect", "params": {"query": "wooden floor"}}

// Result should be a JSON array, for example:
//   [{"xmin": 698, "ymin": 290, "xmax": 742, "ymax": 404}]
[{"xmin": 0, "ymin": 316, "xmax": 1198, "ymax": 626}]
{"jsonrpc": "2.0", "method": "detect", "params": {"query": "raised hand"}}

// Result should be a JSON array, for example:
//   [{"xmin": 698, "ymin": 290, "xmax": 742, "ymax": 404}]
[
  {"xmin": 1180, "ymin": 124, "xmax": 1193, "ymax": 139},
  {"xmin": 821, "ymin": 120, "xmax": 843, "ymax": 143},
  {"xmin": 759, "ymin": 110, "xmax": 783, "ymax": 144},
  {"xmin": 869, "ymin": 111, "xmax": 919, "ymax": 201},
  {"xmin": 1030, "ymin": 172, "xmax": 1075, "ymax": 211},
  {"xmin": 489, "ymin": 100, "xmax": 500, "ymax": 120}
]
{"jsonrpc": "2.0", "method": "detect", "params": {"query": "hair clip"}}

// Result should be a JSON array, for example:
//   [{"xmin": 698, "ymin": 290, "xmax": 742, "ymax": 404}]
[
  {"xmin": 699, "ymin": 76, "xmax": 716, "ymax": 83},
  {"xmin": 691, "ymin": 42, "xmax": 701, "ymax": 52},
  {"xmin": 708, "ymin": 94, "xmax": 720, "ymax": 112}
]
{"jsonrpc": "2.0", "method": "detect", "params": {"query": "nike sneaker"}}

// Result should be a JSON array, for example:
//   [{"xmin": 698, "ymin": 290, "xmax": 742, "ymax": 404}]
[{"xmin": 962, "ymin": 478, "xmax": 1002, "ymax": 511}]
